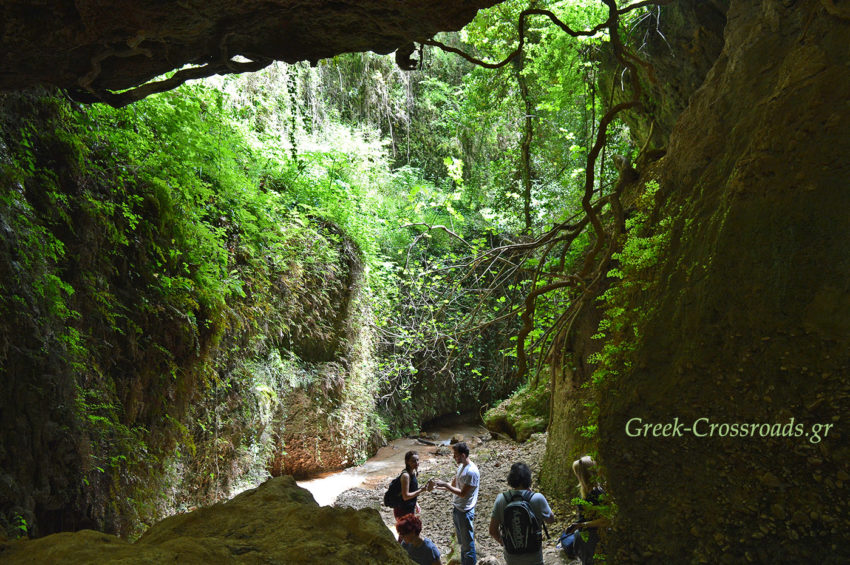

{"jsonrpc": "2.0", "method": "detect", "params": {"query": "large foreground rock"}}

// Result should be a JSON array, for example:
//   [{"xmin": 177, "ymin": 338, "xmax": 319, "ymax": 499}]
[{"xmin": 0, "ymin": 476, "xmax": 410, "ymax": 564}]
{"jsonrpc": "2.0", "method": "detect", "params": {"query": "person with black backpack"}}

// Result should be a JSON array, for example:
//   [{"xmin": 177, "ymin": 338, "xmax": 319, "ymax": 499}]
[
  {"xmin": 384, "ymin": 451, "xmax": 434, "ymax": 521},
  {"xmin": 488, "ymin": 462, "xmax": 555, "ymax": 565}
]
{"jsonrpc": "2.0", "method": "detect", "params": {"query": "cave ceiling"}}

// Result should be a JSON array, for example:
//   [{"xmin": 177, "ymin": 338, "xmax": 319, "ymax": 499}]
[{"xmin": 1, "ymin": 0, "xmax": 501, "ymax": 106}]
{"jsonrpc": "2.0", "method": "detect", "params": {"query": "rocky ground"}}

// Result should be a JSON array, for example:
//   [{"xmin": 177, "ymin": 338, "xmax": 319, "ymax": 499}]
[
  {"xmin": 334, "ymin": 432, "xmax": 580, "ymax": 565},
  {"xmin": 0, "ymin": 432, "xmax": 584, "ymax": 564}
]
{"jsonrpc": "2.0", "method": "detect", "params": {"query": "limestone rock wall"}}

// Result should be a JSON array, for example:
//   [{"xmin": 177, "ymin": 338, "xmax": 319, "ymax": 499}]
[
  {"xmin": 0, "ymin": 92, "xmax": 383, "ymax": 537},
  {"xmin": 598, "ymin": 0, "xmax": 729, "ymax": 156},
  {"xmin": 541, "ymin": 0, "xmax": 730, "ymax": 505},
  {"xmin": 593, "ymin": 1, "xmax": 850, "ymax": 561}
]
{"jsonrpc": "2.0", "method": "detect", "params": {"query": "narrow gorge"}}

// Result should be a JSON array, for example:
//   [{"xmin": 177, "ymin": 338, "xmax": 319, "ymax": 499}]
[{"xmin": 1, "ymin": 1, "xmax": 848, "ymax": 563}]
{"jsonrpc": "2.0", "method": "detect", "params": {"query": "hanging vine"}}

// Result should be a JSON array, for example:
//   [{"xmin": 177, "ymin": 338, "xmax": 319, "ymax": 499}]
[{"xmin": 418, "ymin": 0, "xmax": 665, "ymax": 383}]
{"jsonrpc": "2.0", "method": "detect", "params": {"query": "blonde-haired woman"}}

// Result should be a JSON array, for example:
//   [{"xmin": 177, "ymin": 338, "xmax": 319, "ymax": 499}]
[
  {"xmin": 573, "ymin": 456, "xmax": 599, "ymax": 499},
  {"xmin": 558, "ymin": 456, "xmax": 608, "ymax": 564}
]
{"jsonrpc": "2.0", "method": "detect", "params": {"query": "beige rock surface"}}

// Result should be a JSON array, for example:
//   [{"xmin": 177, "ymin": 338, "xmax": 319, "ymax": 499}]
[{"xmin": 0, "ymin": 476, "xmax": 410, "ymax": 564}]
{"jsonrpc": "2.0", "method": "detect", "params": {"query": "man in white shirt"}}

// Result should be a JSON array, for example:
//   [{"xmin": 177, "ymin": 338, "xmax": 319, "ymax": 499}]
[{"xmin": 434, "ymin": 441, "xmax": 479, "ymax": 565}]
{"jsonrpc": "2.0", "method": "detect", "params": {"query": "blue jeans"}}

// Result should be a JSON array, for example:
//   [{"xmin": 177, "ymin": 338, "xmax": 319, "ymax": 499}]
[{"xmin": 452, "ymin": 507, "xmax": 476, "ymax": 565}]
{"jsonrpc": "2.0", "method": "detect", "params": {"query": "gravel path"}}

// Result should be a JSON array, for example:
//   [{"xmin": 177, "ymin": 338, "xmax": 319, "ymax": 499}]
[{"xmin": 335, "ymin": 432, "xmax": 578, "ymax": 565}]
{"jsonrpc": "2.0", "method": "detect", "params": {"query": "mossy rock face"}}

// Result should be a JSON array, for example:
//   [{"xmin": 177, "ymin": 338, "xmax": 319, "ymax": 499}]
[
  {"xmin": 484, "ymin": 383, "xmax": 550, "ymax": 443},
  {"xmin": 586, "ymin": 3, "xmax": 850, "ymax": 563},
  {"xmin": 0, "ymin": 476, "xmax": 410, "ymax": 564}
]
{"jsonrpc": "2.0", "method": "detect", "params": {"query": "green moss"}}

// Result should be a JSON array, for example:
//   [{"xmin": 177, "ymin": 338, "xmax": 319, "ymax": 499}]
[
  {"xmin": 483, "ymin": 378, "xmax": 550, "ymax": 442},
  {"xmin": 0, "ymin": 89, "xmax": 387, "ymax": 537}
]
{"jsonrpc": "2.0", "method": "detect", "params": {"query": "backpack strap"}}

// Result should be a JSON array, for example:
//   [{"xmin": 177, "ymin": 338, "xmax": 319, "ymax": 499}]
[
  {"xmin": 499, "ymin": 490, "xmax": 515, "ymax": 521},
  {"xmin": 520, "ymin": 490, "xmax": 550, "ymax": 539},
  {"xmin": 502, "ymin": 489, "xmax": 522, "ymax": 507}
]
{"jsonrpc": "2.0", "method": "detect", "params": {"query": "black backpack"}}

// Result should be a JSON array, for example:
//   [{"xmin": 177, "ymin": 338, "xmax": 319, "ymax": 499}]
[
  {"xmin": 500, "ymin": 490, "xmax": 548, "ymax": 554},
  {"xmin": 382, "ymin": 471, "xmax": 405, "ymax": 508}
]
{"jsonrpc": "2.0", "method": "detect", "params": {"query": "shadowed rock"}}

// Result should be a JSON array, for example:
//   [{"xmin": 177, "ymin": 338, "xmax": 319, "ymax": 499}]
[
  {"xmin": 0, "ymin": 476, "xmax": 410, "ymax": 564},
  {"xmin": 0, "ymin": 0, "xmax": 499, "ymax": 106}
]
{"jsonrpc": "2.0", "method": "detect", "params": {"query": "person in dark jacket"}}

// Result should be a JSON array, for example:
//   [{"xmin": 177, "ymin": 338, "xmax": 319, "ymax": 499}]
[{"xmin": 559, "ymin": 456, "xmax": 608, "ymax": 564}]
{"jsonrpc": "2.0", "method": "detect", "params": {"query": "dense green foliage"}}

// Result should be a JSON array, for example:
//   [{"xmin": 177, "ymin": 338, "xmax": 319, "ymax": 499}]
[
  {"xmin": 0, "ymin": 88, "xmax": 376, "ymax": 535},
  {"xmin": 1, "ymin": 0, "xmax": 656, "ymax": 538},
  {"xmin": 583, "ymin": 180, "xmax": 670, "ymax": 440}
]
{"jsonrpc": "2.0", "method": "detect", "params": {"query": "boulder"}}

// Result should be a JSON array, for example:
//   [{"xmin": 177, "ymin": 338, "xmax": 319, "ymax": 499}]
[
  {"xmin": 0, "ymin": 476, "xmax": 409, "ymax": 564},
  {"xmin": 484, "ymin": 383, "xmax": 549, "ymax": 443}
]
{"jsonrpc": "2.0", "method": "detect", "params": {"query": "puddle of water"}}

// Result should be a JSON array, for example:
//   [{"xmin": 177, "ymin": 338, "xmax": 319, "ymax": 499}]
[{"xmin": 298, "ymin": 420, "xmax": 488, "ymax": 506}]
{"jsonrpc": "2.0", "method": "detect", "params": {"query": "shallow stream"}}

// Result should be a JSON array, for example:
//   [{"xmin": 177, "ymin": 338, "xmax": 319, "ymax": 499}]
[{"xmin": 297, "ymin": 419, "xmax": 488, "ymax": 506}]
